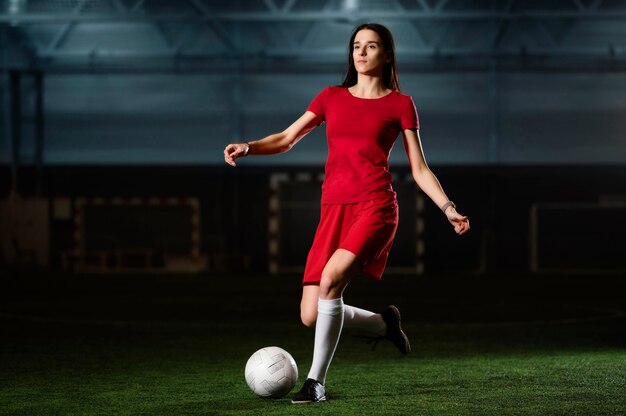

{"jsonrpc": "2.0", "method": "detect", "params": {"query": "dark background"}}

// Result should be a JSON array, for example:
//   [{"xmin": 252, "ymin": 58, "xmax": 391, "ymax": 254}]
[{"xmin": 1, "ymin": 1, "xmax": 626, "ymax": 277}]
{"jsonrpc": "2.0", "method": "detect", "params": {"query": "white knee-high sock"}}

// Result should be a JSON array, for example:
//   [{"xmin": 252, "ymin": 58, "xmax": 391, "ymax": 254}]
[
  {"xmin": 307, "ymin": 297, "xmax": 344, "ymax": 385},
  {"xmin": 343, "ymin": 304, "xmax": 386, "ymax": 336}
]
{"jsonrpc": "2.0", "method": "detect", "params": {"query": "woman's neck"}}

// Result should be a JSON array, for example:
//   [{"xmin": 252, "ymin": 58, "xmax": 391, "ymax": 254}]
[{"xmin": 349, "ymin": 75, "xmax": 389, "ymax": 98}]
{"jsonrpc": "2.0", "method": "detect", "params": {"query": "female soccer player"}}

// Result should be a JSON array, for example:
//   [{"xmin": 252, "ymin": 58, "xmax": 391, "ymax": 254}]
[{"xmin": 224, "ymin": 23, "xmax": 470, "ymax": 403}]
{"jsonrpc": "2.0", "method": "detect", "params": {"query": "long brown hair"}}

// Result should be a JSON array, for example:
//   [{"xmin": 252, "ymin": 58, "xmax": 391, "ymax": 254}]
[{"xmin": 340, "ymin": 23, "xmax": 401, "ymax": 92}]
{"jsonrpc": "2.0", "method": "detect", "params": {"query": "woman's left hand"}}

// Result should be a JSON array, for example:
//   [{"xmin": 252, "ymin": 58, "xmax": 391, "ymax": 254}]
[{"xmin": 445, "ymin": 208, "xmax": 470, "ymax": 235}]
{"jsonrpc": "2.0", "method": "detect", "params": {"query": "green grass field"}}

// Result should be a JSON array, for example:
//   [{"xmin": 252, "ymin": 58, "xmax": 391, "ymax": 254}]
[{"xmin": 1, "ymin": 273, "xmax": 624, "ymax": 415}]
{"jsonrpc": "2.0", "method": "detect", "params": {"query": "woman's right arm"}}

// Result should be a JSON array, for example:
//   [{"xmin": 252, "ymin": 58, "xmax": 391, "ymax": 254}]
[{"xmin": 224, "ymin": 111, "xmax": 320, "ymax": 167}]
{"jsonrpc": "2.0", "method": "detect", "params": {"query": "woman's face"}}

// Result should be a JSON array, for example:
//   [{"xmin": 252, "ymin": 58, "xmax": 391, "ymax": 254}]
[{"xmin": 352, "ymin": 29, "xmax": 388, "ymax": 76}]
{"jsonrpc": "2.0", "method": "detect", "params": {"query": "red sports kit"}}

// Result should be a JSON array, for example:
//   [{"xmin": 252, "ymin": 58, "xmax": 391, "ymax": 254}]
[{"xmin": 303, "ymin": 86, "xmax": 419, "ymax": 285}]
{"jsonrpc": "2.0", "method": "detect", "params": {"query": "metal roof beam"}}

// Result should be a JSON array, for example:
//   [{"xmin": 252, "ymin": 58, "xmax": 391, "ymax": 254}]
[
  {"xmin": 262, "ymin": 0, "xmax": 279, "ymax": 13},
  {"xmin": 589, "ymin": 0, "xmax": 604, "ymax": 10},
  {"xmin": 187, "ymin": 0, "xmax": 237, "ymax": 51},
  {"xmin": 45, "ymin": 0, "xmax": 90, "ymax": 52},
  {"xmin": 282, "ymin": 0, "xmax": 298, "ymax": 13},
  {"xmin": 2, "ymin": 10, "xmax": 626, "ymax": 24},
  {"xmin": 130, "ymin": 0, "xmax": 147, "ymax": 13},
  {"xmin": 530, "ymin": 19, "xmax": 559, "ymax": 49},
  {"xmin": 415, "ymin": 0, "xmax": 431, "ymax": 11},
  {"xmin": 35, "ymin": 46, "xmax": 626, "ymax": 59},
  {"xmin": 434, "ymin": 0, "xmax": 450, "ymax": 12},
  {"xmin": 110, "ymin": 0, "xmax": 128, "ymax": 14},
  {"xmin": 492, "ymin": 0, "xmax": 517, "ymax": 49}
]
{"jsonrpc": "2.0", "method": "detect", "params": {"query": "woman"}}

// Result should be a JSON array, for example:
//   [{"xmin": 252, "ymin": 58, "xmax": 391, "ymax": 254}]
[{"xmin": 224, "ymin": 23, "xmax": 470, "ymax": 403}]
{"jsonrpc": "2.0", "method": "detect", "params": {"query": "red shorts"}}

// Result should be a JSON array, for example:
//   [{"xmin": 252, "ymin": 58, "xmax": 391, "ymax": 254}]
[{"xmin": 303, "ymin": 197, "xmax": 399, "ymax": 285}]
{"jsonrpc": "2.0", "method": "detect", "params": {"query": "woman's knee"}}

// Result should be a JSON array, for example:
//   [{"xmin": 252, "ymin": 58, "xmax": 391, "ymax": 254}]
[
  {"xmin": 319, "ymin": 271, "xmax": 347, "ymax": 299},
  {"xmin": 318, "ymin": 249, "xmax": 359, "ymax": 299}
]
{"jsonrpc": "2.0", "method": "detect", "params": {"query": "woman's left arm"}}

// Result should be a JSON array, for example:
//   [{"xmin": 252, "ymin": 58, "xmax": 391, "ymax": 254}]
[{"xmin": 402, "ymin": 128, "xmax": 470, "ymax": 235}]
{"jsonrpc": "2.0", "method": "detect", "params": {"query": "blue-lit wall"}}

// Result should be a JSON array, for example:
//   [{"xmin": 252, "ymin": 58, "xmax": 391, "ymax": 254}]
[
  {"xmin": 2, "ymin": 71, "xmax": 625, "ymax": 166},
  {"xmin": 0, "ymin": 72, "xmax": 9, "ymax": 163}
]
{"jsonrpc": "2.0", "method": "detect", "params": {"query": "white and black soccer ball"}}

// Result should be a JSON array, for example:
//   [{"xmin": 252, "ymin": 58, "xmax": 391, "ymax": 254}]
[{"xmin": 244, "ymin": 346, "xmax": 298, "ymax": 398}]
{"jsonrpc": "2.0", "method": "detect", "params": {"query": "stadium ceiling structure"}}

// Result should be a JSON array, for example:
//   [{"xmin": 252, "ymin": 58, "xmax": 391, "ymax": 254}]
[{"xmin": 1, "ymin": 0, "xmax": 626, "ymax": 72}]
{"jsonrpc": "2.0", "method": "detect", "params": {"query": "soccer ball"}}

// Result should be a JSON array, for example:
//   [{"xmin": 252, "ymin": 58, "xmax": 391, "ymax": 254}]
[{"xmin": 244, "ymin": 346, "xmax": 298, "ymax": 398}]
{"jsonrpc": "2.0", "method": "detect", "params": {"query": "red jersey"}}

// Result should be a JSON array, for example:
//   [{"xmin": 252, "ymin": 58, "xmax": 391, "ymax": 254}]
[{"xmin": 307, "ymin": 86, "xmax": 419, "ymax": 204}]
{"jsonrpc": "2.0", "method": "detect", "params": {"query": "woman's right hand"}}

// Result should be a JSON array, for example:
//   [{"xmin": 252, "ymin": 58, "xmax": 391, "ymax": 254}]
[{"xmin": 223, "ymin": 143, "xmax": 249, "ymax": 167}]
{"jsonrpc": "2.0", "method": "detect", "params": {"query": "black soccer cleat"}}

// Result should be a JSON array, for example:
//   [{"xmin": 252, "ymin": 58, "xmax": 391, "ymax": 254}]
[
  {"xmin": 291, "ymin": 378, "xmax": 326, "ymax": 404},
  {"xmin": 381, "ymin": 305, "xmax": 411, "ymax": 355}
]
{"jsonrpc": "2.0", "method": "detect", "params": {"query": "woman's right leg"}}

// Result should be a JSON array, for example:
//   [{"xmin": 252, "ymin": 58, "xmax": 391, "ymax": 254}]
[
  {"xmin": 343, "ymin": 304, "xmax": 386, "ymax": 335},
  {"xmin": 300, "ymin": 284, "xmax": 409, "ymax": 356}
]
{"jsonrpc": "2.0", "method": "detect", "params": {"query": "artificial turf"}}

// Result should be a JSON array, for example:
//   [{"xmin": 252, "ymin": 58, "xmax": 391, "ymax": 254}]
[{"xmin": 0, "ymin": 273, "xmax": 624, "ymax": 415}]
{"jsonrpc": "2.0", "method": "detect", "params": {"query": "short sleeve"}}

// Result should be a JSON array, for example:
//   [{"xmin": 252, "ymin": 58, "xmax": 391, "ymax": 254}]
[
  {"xmin": 400, "ymin": 96, "xmax": 420, "ymax": 130},
  {"xmin": 307, "ymin": 86, "xmax": 330, "ymax": 125}
]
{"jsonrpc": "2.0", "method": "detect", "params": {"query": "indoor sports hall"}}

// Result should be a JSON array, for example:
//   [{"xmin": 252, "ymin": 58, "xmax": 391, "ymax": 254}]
[{"xmin": 1, "ymin": 1, "xmax": 625, "ymax": 415}]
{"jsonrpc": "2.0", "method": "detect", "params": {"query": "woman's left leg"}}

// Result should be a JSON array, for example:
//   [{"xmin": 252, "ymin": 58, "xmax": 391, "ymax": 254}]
[
  {"xmin": 308, "ymin": 248, "xmax": 360, "ymax": 381},
  {"xmin": 293, "ymin": 248, "xmax": 360, "ymax": 403}
]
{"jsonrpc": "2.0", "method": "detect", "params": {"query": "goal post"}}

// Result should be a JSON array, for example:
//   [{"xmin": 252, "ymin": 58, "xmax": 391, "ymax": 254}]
[
  {"xmin": 268, "ymin": 172, "xmax": 425, "ymax": 275},
  {"xmin": 530, "ymin": 201, "xmax": 626, "ymax": 274},
  {"xmin": 71, "ymin": 197, "xmax": 203, "ymax": 273}
]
